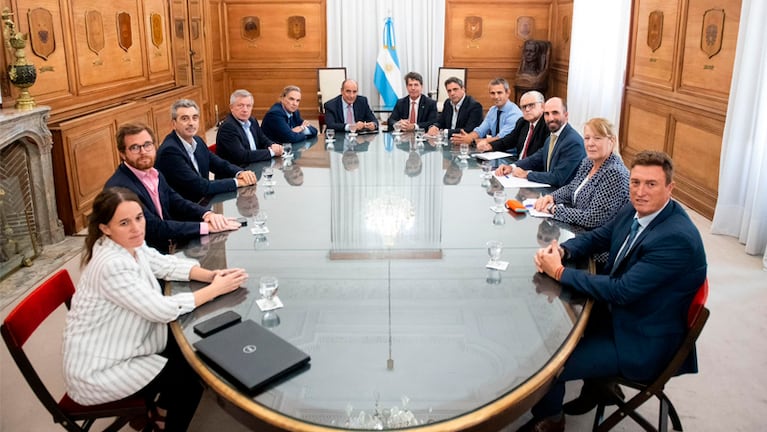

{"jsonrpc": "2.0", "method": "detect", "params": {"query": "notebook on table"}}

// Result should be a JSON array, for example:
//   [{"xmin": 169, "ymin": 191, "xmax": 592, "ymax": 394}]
[{"xmin": 193, "ymin": 319, "xmax": 310, "ymax": 393}]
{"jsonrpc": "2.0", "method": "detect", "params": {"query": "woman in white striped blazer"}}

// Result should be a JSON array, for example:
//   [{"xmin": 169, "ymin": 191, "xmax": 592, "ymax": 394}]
[{"xmin": 63, "ymin": 187, "xmax": 248, "ymax": 431}]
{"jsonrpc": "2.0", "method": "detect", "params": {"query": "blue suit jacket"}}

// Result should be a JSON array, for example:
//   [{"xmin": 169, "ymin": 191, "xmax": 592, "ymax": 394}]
[
  {"xmin": 561, "ymin": 201, "xmax": 707, "ymax": 381},
  {"xmin": 515, "ymin": 122, "xmax": 585, "ymax": 188},
  {"xmin": 155, "ymin": 132, "xmax": 240, "ymax": 203},
  {"xmin": 387, "ymin": 95, "xmax": 438, "ymax": 130},
  {"xmin": 261, "ymin": 102, "xmax": 318, "ymax": 143},
  {"xmin": 215, "ymin": 113, "xmax": 274, "ymax": 166},
  {"xmin": 324, "ymin": 95, "xmax": 378, "ymax": 132},
  {"xmin": 431, "ymin": 95, "xmax": 483, "ymax": 137},
  {"xmin": 105, "ymin": 164, "xmax": 209, "ymax": 251}
]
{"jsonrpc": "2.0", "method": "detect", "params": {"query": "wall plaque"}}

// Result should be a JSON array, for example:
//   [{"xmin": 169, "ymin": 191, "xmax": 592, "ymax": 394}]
[
  {"xmin": 647, "ymin": 10, "xmax": 663, "ymax": 52},
  {"xmin": 84, "ymin": 10, "xmax": 104, "ymax": 55},
  {"xmin": 464, "ymin": 16, "xmax": 482, "ymax": 40},
  {"xmin": 241, "ymin": 16, "xmax": 259, "ymax": 41},
  {"xmin": 701, "ymin": 8, "xmax": 724, "ymax": 58},
  {"xmin": 116, "ymin": 11, "xmax": 132, "ymax": 52},
  {"xmin": 150, "ymin": 13, "xmax": 163, "ymax": 48},
  {"xmin": 288, "ymin": 16, "xmax": 305, "ymax": 40},
  {"xmin": 27, "ymin": 8, "xmax": 55, "ymax": 60},
  {"xmin": 516, "ymin": 16, "xmax": 535, "ymax": 40}
]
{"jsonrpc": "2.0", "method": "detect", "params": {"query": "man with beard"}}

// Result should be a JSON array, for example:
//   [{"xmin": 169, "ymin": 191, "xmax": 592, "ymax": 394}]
[
  {"xmin": 495, "ymin": 97, "xmax": 585, "ymax": 188},
  {"xmin": 105, "ymin": 123, "xmax": 241, "ymax": 251},
  {"xmin": 156, "ymin": 99, "xmax": 257, "ymax": 203}
]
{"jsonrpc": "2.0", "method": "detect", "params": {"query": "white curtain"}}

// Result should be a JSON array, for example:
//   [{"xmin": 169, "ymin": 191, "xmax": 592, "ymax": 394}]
[
  {"xmin": 566, "ymin": 0, "xmax": 632, "ymax": 137},
  {"xmin": 711, "ymin": 0, "xmax": 767, "ymax": 266},
  {"xmin": 326, "ymin": 0, "xmax": 445, "ymax": 107}
]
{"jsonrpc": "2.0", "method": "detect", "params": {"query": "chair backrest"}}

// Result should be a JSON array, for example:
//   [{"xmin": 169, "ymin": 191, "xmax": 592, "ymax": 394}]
[
  {"xmin": 1, "ymin": 269, "xmax": 76, "ymax": 424},
  {"xmin": 435, "ymin": 67, "xmax": 468, "ymax": 113},
  {"xmin": 688, "ymin": 278, "xmax": 709, "ymax": 328},
  {"xmin": 317, "ymin": 67, "xmax": 347, "ymax": 113}
]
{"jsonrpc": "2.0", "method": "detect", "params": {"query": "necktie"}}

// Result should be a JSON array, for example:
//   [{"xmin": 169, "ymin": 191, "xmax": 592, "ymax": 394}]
[
  {"xmin": 243, "ymin": 121, "xmax": 257, "ymax": 151},
  {"xmin": 546, "ymin": 133, "xmax": 558, "ymax": 171},
  {"xmin": 451, "ymin": 104, "xmax": 459, "ymax": 129},
  {"xmin": 614, "ymin": 218, "xmax": 640, "ymax": 267},
  {"xmin": 346, "ymin": 104, "xmax": 354, "ymax": 125},
  {"xmin": 520, "ymin": 123, "xmax": 534, "ymax": 159},
  {"xmin": 409, "ymin": 101, "xmax": 417, "ymax": 124},
  {"xmin": 495, "ymin": 109, "xmax": 502, "ymax": 136}
]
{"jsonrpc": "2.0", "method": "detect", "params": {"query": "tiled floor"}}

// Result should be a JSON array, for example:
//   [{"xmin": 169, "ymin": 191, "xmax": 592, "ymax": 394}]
[{"xmin": 1, "ymin": 208, "xmax": 765, "ymax": 431}]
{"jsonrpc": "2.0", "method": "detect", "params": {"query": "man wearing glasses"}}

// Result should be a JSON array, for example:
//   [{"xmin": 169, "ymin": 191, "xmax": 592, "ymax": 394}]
[
  {"xmin": 477, "ymin": 90, "xmax": 547, "ymax": 160},
  {"xmin": 105, "ymin": 123, "xmax": 241, "ymax": 252}
]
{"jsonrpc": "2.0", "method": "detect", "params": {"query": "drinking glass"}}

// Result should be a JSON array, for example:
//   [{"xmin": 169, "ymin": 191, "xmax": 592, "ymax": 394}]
[
  {"xmin": 253, "ymin": 210, "xmax": 268, "ymax": 232},
  {"xmin": 259, "ymin": 276, "xmax": 279, "ymax": 308},
  {"xmin": 262, "ymin": 166, "xmax": 274, "ymax": 185},
  {"xmin": 414, "ymin": 127, "xmax": 424, "ymax": 142},
  {"xmin": 325, "ymin": 128, "xmax": 335, "ymax": 141},
  {"xmin": 493, "ymin": 190, "xmax": 506, "ymax": 212},
  {"xmin": 481, "ymin": 161, "xmax": 492, "ymax": 179},
  {"xmin": 283, "ymin": 142, "xmax": 293, "ymax": 158},
  {"xmin": 263, "ymin": 186, "xmax": 276, "ymax": 199},
  {"xmin": 348, "ymin": 123, "xmax": 358, "ymax": 138},
  {"xmin": 487, "ymin": 240, "xmax": 503, "ymax": 264},
  {"xmin": 441, "ymin": 129, "xmax": 449, "ymax": 145},
  {"xmin": 261, "ymin": 311, "xmax": 281, "ymax": 328},
  {"xmin": 393, "ymin": 122, "xmax": 402, "ymax": 135},
  {"xmin": 460, "ymin": 142, "xmax": 469, "ymax": 159},
  {"xmin": 486, "ymin": 269, "xmax": 502, "ymax": 285}
]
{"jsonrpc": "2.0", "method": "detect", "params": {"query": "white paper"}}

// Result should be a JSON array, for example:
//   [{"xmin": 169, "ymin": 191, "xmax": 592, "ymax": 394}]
[
  {"xmin": 486, "ymin": 260, "xmax": 509, "ymax": 271},
  {"xmin": 495, "ymin": 175, "xmax": 550, "ymax": 189},
  {"xmin": 256, "ymin": 296, "xmax": 284, "ymax": 311},
  {"xmin": 474, "ymin": 151, "xmax": 514, "ymax": 161},
  {"xmin": 523, "ymin": 198, "xmax": 554, "ymax": 218}
]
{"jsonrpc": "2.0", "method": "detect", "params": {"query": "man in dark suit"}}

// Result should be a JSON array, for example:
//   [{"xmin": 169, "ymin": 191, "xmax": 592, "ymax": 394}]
[
  {"xmin": 517, "ymin": 151, "xmax": 707, "ymax": 432},
  {"xmin": 324, "ymin": 79, "xmax": 378, "ymax": 133},
  {"xmin": 261, "ymin": 85, "xmax": 319, "ymax": 143},
  {"xmin": 105, "ymin": 123, "xmax": 241, "ymax": 251},
  {"xmin": 156, "ymin": 99, "xmax": 257, "ymax": 203},
  {"xmin": 215, "ymin": 89, "xmax": 284, "ymax": 166},
  {"xmin": 479, "ymin": 90, "xmax": 547, "ymax": 159},
  {"xmin": 426, "ymin": 76, "xmax": 483, "ymax": 141},
  {"xmin": 495, "ymin": 97, "xmax": 585, "ymax": 188},
  {"xmin": 387, "ymin": 71, "xmax": 438, "ymax": 131}
]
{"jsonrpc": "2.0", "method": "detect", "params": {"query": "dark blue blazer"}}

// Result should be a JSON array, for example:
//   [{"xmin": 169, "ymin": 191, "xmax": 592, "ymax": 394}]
[
  {"xmin": 215, "ymin": 113, "xmax": 274, "ymax": 166},
  {"xmin": 261, "ymin": 102, "xmax": 318, "ymax": 143},
  {"xmin": 324, "ymin": 95, "xmax": 378, "ymax": 132},
  {"xmin": 155, "ymin": 132, "xmax": 240, "ymax": 203},
  {"xmin": 105, "ymin": 164, "xmax": 209, "ymax": 251},
  {"xmin": 515, "ymin": 122, "xmax": 585, "ymax": 188},
  {"xmin": 561, "ymin": 201, "xmax": 707, "ymax": 381},
  {"xmin": 387, "ymin": 96, "xmax": 438, "ymax": 130},
  {"xmin": 431, "ymin": 95, "xmax": 483, "ymax": 137},
  {"xmin": 492, "ymin": 116, "xmax": 548, "ymax": 158}
]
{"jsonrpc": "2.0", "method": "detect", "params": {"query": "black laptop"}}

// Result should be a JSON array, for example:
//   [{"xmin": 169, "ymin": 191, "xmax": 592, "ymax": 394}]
[{"xmin": 193, "ymin": 319, "xmax": 310, "ymax": 393}]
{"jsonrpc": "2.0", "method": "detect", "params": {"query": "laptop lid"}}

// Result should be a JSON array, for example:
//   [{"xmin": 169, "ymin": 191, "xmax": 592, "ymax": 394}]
[{"xmin": 193, "ymin": 319, "xmax": 310, "ymax": 393}]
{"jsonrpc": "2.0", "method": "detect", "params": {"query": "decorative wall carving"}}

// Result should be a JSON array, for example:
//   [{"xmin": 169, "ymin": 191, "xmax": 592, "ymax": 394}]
[
  {"xmin": 288, "ymin": 15, "xmax": 306, "ymax": 40},
  {"xmin": 647, "ymin": 10, "xmax": 663, "ymax": 52},
  {"xmin": 27, "ymin": 8, "xmax": 55, "ymax": 60},
  {"xmin": 85, "ymin": 10, "xmax": 104, "ymax": 55},
  {"xmin": 701, "ymin": 8, "xmax": 724, "ymax": 58},
  {"xmin": 516, "ymin": 16, "xmax": 534, "ymax": 40},
  {"xmin": 116, "ymin": 11, "xmax": 132, "ymax": 52},
  {"xmin": 241, "ymin": 16, "xmax": 260, "ymax": 41},
  {"xmin": 464, "ymin": 16, "xmax": 482, "ymax": 40},
  {"xmin": 150, "ymin": 13, "xmax": 163, "ymax": 48}
]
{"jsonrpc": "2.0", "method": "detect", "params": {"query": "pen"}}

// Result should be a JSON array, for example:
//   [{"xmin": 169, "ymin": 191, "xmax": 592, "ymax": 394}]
[{"xmin": 505, "ymin": 175, "xmax": 510, "ymax": 178}]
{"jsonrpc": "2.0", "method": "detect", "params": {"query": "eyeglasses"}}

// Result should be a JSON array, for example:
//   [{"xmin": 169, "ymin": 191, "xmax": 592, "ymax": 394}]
[
  {"xmin": 126, "ymin": 142, "xmax": 155, "ymax": 154},
  {"xmin": 521, "ymin": 102, "xmax": 541, "ymax": 111}
]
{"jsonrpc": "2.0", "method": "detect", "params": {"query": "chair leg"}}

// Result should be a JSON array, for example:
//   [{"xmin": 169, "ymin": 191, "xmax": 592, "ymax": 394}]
[
  {"xmin": 658, "ymin": 397, "xmax": 669, "ymax": 432},
  {"xmin": 659, "ymin": 392, "xmax": 683, "ymax": 431},
  {"xmin": 592, "ymin": 403, "xmax": 606, "ymax": 431}
]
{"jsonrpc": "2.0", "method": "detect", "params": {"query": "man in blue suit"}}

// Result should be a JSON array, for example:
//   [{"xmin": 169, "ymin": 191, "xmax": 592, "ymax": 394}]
[
  {"xmin": 517, "ymin": 151, "xmax": 707, "ymax": 432},
  {"xmin": 496, "ymin": 97, "xmax": 585, "ymax": 188},
  {"xmin": 324, "ymin": 79, "xmax": 379, "ymax": 133},
  {"xmin": 105, "ymin": 123, "xmax": 241, "ymax": 252},
  {"xmin": 156, "ymin": 99, "xmax": 257, "ymax": 203},
  {"xmin": 387, "ymin": 71, "xmax": 438, "ymax": 132},
  {"xmin": 261, "ymin": 85, "xmax": 319, "ymax": 143},
  {"xmin": 216, "ymin": 89, "xmax": 284, "ymax": 166}
]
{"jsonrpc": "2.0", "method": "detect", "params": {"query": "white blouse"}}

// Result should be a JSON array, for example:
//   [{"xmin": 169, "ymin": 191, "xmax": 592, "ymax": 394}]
[{"xmin": 62, "ymin": 237, "xmax": 197, "ymax": 405}]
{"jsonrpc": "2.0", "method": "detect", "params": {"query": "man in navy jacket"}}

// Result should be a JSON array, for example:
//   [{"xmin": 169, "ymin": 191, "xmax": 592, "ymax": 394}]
[
  {"xmin": 324, "ymin": 79, "xmax": 378, "ymax": 133},
  {"xmin": 261, "ymin": 85, "xmax": 318, "ymax": 143},
  {"xmin": 517, "ymin": 151, "xmax": 707, "ymax": 432},
  {"xmin": 216, "ymin": 89, "xmax": 284, "ymax": 166},
  {"xmin": 156, "ymin": 99, "xmax": 256, "ymax": 203}
]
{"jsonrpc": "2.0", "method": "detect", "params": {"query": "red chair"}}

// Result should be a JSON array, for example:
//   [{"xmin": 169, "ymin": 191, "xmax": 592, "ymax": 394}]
[
  {"xmin": 1, "ymin": 269, "xmax": 146, "ymax": 432},
  {"xmin": 208, "ymin": 143, "xmax": 217, "ymax": 154},
  {"xmin": 592, "ymin": 279, "xmax": 710, "ymax": 431}
]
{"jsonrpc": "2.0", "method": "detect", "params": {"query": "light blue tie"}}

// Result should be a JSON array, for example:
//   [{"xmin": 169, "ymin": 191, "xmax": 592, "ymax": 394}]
[
  {"xmin": 614, "ymin": 218, "xmax": 640, "ymax": 267},
  {"xmin": 243, "ymin": 121, "xmax": 257, "ymax": 151}
]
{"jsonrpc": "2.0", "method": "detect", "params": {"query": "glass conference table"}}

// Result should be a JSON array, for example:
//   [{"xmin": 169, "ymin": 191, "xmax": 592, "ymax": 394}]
[{"xmin": 168, "ymin": 132, "xmax": 591, "ymax": 431}]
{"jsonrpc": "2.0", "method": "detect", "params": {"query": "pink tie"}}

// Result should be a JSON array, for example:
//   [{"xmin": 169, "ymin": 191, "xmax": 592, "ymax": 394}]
[
  {"xmin": 346, "ymin": 104, "xmax": 354, "ymax": 125},
  {"xmin": 409, "ymin": 101, "xmax": 417, "ymax": 124},
  {"xmin": 520, "ymin": 123, "xmax": 534, "ymax": 159}
]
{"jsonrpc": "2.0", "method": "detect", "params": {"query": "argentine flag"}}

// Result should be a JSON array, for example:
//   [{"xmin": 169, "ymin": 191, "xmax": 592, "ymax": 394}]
[{"xmin": 374, "ymin": 17, "xmax": 403, "ymax": 109}]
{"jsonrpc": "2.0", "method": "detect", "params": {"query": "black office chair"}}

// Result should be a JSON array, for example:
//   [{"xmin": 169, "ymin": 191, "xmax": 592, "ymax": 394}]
[
  {"xmin": 2, "ymin": 269, "xmax": 147, "ymax": 432},
  {"xmin": 592, "ymin": 279, "xmax": 710, "ymax": 432}
]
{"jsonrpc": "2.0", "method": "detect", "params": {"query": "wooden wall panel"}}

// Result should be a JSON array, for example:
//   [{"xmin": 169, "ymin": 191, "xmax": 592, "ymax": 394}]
[
  {"xmin": 208, "ymin": 0, "xmax": 224, "ymax": 66},
  {"xmin": 623, "ymin": 102, "xmax": 669, "ymax": 155},
  {"xmin": 226, "ymin": 68, "xmax": 319, "ymax": 118},
  {"xmin": 671, "ymin": 119, "xmax": 722, "ymax": 192},
  {"xmin": 224, "ymin": 1, "xmax": 324, "ymax": 66},
  {"xmin": 144, "ymin": 0, "xmax": 173, "ymax": 76},
  {"xmin": 630, "ymin": 0, "xmax": 680, "ymax": 88},
  {"xmin": 70, "ymin": 1, "xmax": 146, "ymax": 88},
  {"xmin": 679, "ymin": 0, "xmax": 740, "ymax": 101},
  {"xmin": 550, "ymin": 0, "xmax": 573, "ymax": 100}
]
